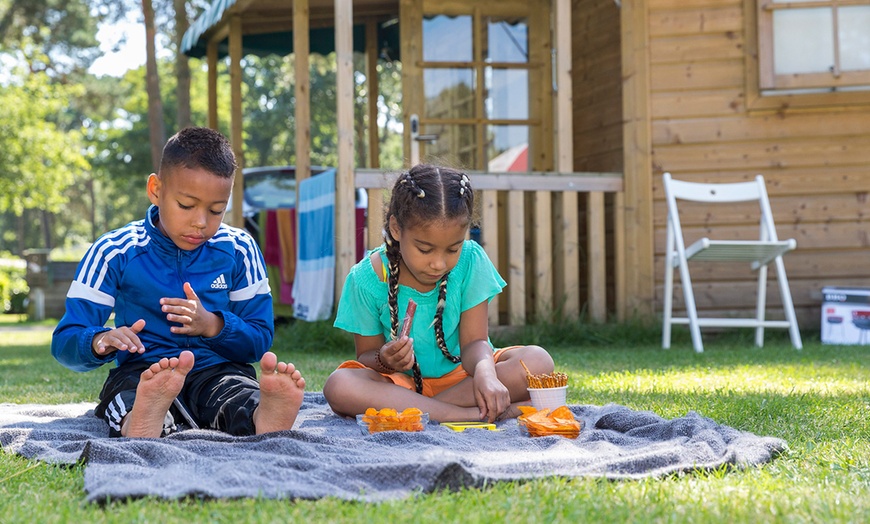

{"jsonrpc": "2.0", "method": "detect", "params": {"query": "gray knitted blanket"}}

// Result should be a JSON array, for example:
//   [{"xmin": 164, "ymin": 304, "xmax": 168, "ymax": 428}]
[{"xmin": 0, "ymin": 393, "xmax": 786, "ymax": 503}]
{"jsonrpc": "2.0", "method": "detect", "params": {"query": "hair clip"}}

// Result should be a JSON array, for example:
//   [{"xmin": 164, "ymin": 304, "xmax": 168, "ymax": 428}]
[{"xmin": 404, "ymin": 172, "xmax": 425, "ymax": 198}]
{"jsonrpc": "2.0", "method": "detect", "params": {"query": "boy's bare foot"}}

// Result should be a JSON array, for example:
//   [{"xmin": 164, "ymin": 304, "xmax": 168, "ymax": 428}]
[
  {"xmin": 254, "ymin": 351, "xmax": 306, "ymax": 434},
  {"xmin": 122, "ymin": 351, "xmax": 195, "ymax": 438}
]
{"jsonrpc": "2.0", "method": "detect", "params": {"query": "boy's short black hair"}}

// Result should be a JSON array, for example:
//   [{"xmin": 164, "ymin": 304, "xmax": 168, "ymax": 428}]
[{"xmin": 159, "ymin": 127, "xmax": 236, "ymax": 179}]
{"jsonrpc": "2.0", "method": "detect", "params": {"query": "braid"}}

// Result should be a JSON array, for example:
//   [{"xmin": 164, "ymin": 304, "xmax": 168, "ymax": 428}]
[
  {"xmin": 386, "ymin": 245, "xmax": 401, "ymax": 340},
  {"xmin": 411, "ymin": 360, "xmax": 424, "ymax": 394},
  {"xmin": 432, "ymin": 170, "xmax": 467, "ymax": 364},
  {"xmin": 382, "ymin": 165, "xmax": 476, "ymax": 395},
  {"xmin": 402, "ymin": 172, "xmax": 426, "ymax": 199},
  {"xmin": 434, "ymin": 274, "xmax": 460, "ymax": 363},
  {"xmin": 385, "ymin": 216, "xmax": 424, "ymax": 394}
]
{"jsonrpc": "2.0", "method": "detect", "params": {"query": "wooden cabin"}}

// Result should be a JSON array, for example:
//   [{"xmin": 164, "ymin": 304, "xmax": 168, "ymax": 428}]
[{"xmin": 182, "ymin": 0, "xmax": 870, "ymax": 331}]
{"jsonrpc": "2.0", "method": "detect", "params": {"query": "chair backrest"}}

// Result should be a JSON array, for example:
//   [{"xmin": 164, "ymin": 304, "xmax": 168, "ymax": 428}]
[
  {"xmin": 663, "ymin": 172, "xmax": 780, "ymax": 243},
  {"xmin": 664, "ymin": 176, "xmax": 762, "ymax": 203}
]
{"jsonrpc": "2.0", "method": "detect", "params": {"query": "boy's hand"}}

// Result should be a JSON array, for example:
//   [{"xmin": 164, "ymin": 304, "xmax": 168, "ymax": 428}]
[
  {"xmin": 380, "ymin": 336, "xmax": 416, "ymax": 372},
  {"xmin": 160, "ymin": 282, "xmax": 224, "ymax": 338},
  {"xmin": 93, "ymin": 319, "xmax": 146, "ymax": 356}
]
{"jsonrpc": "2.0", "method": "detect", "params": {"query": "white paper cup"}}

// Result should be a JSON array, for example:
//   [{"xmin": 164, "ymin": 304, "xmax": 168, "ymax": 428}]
[{"xmin": 528, "ymin": 386, "xmax": 568, "ymax": 411}]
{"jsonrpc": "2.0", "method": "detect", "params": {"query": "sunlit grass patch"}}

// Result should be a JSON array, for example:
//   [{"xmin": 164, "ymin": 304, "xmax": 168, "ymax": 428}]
[{"xmin": 2, "ymin": 319, "xmax": 870, "ymax": 522}]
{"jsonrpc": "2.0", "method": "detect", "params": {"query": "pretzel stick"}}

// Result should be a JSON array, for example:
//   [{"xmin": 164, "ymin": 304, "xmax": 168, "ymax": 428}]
[
  {"xmin": 523, "ymin": 364, "xmax": 570, "ymax": 389},
  {"xmin": 520, "ymin": 360, "xmax": 539, "ymax": 388},
  {"xmin": 399, "ymin": 299, "xmax": 417, "ymax": 339},
  {"xmin": 520, "ymin": 359, "xmax": 533, "ymax": 377}
]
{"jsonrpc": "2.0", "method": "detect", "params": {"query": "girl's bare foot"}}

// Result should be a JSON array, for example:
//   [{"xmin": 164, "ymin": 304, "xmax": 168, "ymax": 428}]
[
  {"xmin": 253, "ymin": 351, "xmax": 306, "ymax": 434},
  {"xmin": 122, "ymin": 351, "xmax": 195, "ymax": 438}
]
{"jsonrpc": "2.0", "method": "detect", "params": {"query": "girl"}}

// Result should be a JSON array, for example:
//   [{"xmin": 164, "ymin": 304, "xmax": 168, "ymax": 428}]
[{"xmin": 323, "ymin": 164, "xmax": 554, "ymax": 423}]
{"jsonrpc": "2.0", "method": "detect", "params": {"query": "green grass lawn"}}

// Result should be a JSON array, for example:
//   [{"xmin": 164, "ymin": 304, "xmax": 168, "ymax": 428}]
[{"xmin": 1, "ymin": 316, "xmax": 869, "ymax": 523}]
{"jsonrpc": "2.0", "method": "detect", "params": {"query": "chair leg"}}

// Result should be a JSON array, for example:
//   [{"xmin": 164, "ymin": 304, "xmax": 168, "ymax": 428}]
[
  {"xmin": 662, "ymin": 227, "xmax": 675, "ymax": 349},
  {"xmin": 677, "ymin": 260, "xmax": 704, "ymax": 353},
  {"xmin": 663, "ymin": 263, "xmax": 675, "ymax": 349},
  {"xmin": 774, "ymin": 256, "xmax": 803, "ymax": 349},
  {"xmin": 754, "ymin": 264, "xmax": 768, "ymax": 347}
]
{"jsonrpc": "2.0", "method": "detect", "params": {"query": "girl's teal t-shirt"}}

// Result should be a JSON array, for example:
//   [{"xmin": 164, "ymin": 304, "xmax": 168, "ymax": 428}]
[{"xmin": 334, "ymin": 240, "xmax": 506, "ymax": 378}]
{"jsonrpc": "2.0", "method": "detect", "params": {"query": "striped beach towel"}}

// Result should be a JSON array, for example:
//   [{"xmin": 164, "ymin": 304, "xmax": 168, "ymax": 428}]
[{"xmin": 292, "ymin": 169, "xmax": 335, "ymax": 321}]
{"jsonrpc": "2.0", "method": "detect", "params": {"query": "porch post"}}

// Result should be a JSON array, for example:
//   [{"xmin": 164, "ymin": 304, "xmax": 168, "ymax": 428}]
[
  {"xmin": 553, "ymin": 0, "xmax": 581, "ymax": 320},
  {"xmin": 335, "ymin": 0, "xmax": 356, "ymax": 302},
  {"xmin": 207, "ymin": 39, "xmax": 218, "ymax": 129},
  {"xmin": 365, "ymin": 17, "xmax": 384, "ymax": 250},
  {"xmin": 294, "ymin": 0, "xmax": 311, "ymax": 184},
  {"xmin": 621, "ymin": 0, "xmax": 655, "ymax": 319},
  {"xmin": 229, "ymin": 15, "xmax": 244, "ymax": 229}
]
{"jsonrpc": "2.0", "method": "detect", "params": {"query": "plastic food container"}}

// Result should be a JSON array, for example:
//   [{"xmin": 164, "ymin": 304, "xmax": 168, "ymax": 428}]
[
  {"xmin": 527, "ymin": 385, "xmax": 568, "ymax": 411},
  {"xmin": 357, "ymin": 412, "xmax": 429, "ymax": 434}
]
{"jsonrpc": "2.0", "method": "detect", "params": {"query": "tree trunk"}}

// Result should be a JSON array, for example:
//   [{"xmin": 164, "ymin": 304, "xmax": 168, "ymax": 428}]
[
  {"xmin": 174, "ymin": 0, "xmax": 192, "ymax": 128},
  {"xmin": 143, "ymin": 0, "xmax": 166, "ymax": 171}
]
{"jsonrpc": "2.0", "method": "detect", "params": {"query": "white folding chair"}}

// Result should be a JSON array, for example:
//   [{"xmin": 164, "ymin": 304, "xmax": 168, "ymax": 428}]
[{"xmin": 662, "ymin": 172, "xmax": 802, "ymax": 352}]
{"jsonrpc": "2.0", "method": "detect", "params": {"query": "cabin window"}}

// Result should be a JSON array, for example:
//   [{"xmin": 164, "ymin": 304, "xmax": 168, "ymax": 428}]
[
  {"xmin": 758, "ymin": 0, "xmax": 870, "ymax": 92},
  {"xmin": 418, "ymin": 12, "xmax": 534, "ymax": 171}
]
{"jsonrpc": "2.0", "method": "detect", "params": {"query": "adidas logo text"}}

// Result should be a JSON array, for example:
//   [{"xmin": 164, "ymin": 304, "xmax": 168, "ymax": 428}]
[{"xmin": 211, "ymin": 274, "xmax": 228, "ymax": 289}]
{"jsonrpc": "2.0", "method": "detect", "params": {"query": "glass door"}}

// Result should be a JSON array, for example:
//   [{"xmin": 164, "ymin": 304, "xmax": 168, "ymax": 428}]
[{"xmin": 401, "ymin": 0, "xmax": 551, "ymax": 172}]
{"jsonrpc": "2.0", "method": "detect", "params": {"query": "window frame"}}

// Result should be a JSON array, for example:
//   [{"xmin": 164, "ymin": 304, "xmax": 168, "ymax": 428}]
[
  {"xmin": 746, "ymin": 0, "xmax": 870, "ymax": 112},
  {"xmin": 757, "ymin": 0, "xmax": 870, "ymax": 90}
]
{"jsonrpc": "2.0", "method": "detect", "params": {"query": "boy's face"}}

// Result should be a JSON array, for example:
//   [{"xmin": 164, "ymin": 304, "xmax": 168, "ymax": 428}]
[{"xmin": 147, "ymin": 166, "xmax": 234, "ymax": 251}]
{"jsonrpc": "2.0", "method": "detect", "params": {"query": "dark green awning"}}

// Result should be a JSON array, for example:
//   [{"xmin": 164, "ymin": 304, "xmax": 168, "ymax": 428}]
[{"xmin": 181, "ymin": 0, "xmax": 399, "ymax": 60}]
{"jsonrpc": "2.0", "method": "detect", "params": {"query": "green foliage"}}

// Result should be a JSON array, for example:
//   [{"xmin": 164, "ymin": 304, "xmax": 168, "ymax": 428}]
[
  {"xmin": 0, "ymin": 3, "xmax": 406, "ymax": 256},
  {"xmin": 240, "ymin": 53, "xmax": 405, "ymax": 170},
  {"xmin": 0, "ymin": 0, "xmax": 120, "ymax": 75},
  {"xmin": 0, "ymin": 72, "xmax": 90, "ymax": 216},
  {"xmin": 0, "ymin": 256, "xmax": 28, "ymax": 313},
  {"xmin": 47, "ymin": 245, "xmax": 90, "ymax": 262}
]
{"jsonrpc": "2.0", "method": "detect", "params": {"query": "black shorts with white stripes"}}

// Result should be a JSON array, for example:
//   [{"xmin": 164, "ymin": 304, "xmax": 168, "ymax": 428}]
[{"xmin": 94, "ymin": 359, "xmax": 260, "ymax": 437}]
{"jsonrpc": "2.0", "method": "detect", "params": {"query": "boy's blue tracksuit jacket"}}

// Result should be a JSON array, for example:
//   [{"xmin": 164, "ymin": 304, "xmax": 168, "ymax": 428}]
[{"xmin": 52, "ymin": 205, "xmax": 274, "ymax": 373}]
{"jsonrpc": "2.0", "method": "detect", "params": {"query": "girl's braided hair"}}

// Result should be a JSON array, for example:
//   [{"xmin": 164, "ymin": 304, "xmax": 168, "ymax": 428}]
[{"xmin": 383, "ymin": 164, "xmax": 475, "ymax": 393}]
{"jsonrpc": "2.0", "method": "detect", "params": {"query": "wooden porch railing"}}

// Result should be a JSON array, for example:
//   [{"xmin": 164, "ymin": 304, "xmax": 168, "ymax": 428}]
[{"xmin": 353, "ymin": 169, "xmax": 624, "ymax": 327}]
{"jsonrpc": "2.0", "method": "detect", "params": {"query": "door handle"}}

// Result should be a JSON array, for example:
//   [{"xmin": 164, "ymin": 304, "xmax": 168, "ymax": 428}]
[{"xmin": 410, "ymin": 114, "xmax": 438, "ymax": 142}]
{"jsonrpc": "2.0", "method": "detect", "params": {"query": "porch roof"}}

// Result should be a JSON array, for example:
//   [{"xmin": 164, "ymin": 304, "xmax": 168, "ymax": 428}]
[{"xmin": 180, "ymin": 0, "xmax": 400, "ymax": 59}]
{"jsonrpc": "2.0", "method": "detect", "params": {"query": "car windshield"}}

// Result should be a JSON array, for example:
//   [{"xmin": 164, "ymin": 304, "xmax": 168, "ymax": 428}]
[{"xmin": 244, "ymin": 170, "xmax": 296, "ymax": 209}]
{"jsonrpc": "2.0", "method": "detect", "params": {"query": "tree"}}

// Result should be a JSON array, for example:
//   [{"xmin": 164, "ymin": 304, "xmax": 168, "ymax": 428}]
[
  {"xmin": 0, "ymin": 71, "xmax": 90, "ymax": 251},
  {"xmin": 237, "ymin": 51, "xmax": 404, "ymax": 171},
  {"xmin": 0, "ymin": 0, "xmax": 127, "ymax": 76},
  {"xmin": 174, "ymin": 0, "xmax": 191, "ymax": 127},
  {"xmin": 142, "ymin": 0, "xmax": 165, "ymax": 171},
  {"xmin": 0, "ymin": 0, "xmax": 133, "ymax": 253}
]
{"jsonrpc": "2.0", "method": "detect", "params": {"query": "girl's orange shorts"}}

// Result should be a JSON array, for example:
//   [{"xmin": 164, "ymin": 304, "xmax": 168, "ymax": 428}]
[{"xmin": 335, "ymin": 346, "xmax": 519, "ymax": 397}]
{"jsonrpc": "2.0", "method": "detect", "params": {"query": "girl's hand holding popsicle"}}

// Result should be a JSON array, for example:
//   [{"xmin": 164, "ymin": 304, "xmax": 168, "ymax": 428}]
[
  {"xmin": 377, "ymin": 300, "xmax": 418, "ymax": 372},
  {"xmin": 400, "ymin": 299, "xmax": 417, "ymax": 339}
]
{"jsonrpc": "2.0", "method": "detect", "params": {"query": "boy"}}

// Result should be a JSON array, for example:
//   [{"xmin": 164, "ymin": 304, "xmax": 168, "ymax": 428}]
[{"xmin": 52, "ymin": 127, "xmax": 305, "ymax": 438}]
